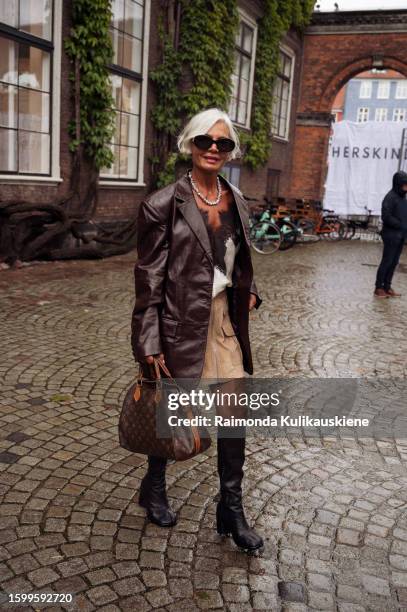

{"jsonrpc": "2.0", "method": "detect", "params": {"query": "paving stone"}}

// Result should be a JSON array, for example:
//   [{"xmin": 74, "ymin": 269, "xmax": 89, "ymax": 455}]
[
  {"xmin": 142, "ymin": 569, "xmax": 168, "ymax": 587},
  {"xmin": 58, "ymin": 556, "xmax": 88, "ymax": 577},
  {"xmin": 169, "ymin": 577, "xmax": 194, "ymax": 598},
  {"xmin": 8, "ymin": 553, "xmax": 40, "ymax": 575},
  {"xmin": 145, "ymin": 587, "xmax": 174, "ymax": 608},
  {"xmin": 87, "ymin": 585, "xmax": 118, "ymax": 606},
  {"xmin": 308, "ymin": 590, "xmax": 335, "ymax": 609},
  {"xmin": 139, "ymin": 551, "xmax": 165, "ymax": 570},
  {"xmin": 27, "ymin": 567, "xmax": 59, "ymax": 587},
  {"xmin": 194, "ymin": 590, "xmax": 224, "ymax": 609},
  {"xmin": 118, "ymin": 594, "xmax": 151, "ymax": 611},
  {"xmin": 115, "ymin": 543, "xmax": 139, "ymax": 560},
  {"xmin": 112, "ymin": 575, "xmax": 145, "ymax": 596},
  {"xmin": 278, "ymin": 581, "xmax": 306, "ymax": 603},
  {"xmin": 222, "ymin": 583, "xmax": 250, "ymax": 603},
  {"xmin": 86, "ymin": 567, "xmax": 116, "ymax": 585},
  {"xmin": 337, "ymin": 529, "xmax": 362, "ymax": 547},
  {"xmin": 361, "ymin": 574, "xmax": 391, "ymax": 596}
]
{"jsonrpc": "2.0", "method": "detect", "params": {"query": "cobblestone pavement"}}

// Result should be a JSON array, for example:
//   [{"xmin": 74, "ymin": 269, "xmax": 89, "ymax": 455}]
[{"xmin": 1, "ymin": 241, "xmax": 407, "ymax": 611}]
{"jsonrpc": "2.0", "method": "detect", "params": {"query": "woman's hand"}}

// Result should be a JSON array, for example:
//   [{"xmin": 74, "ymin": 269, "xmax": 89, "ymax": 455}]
[
  {"xmin": 249, "ymin": 293, "xmax": 257, "ymax": 311},
  {"xmin": 144, "ymin": 353, "xmax": 165, "ymax": 364}
]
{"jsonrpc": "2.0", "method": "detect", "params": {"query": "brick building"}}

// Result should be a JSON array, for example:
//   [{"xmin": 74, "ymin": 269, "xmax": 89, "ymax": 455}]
[
  {"xmin": 0, "ymin": 0, "xmax": 304, "ymax": 236},
  {"xmin": 3, "ymin": 3, "xmax": 407, "ymax": 241},
  {"xmin": 290, "ymin": 9, "xmax": 407, "ymax": 202}
]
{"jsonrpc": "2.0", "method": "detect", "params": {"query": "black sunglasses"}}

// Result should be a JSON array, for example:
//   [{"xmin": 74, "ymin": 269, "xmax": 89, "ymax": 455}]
[{"xmin": 192, "ymin": 134, "xmax": 236, "ymax": 153}]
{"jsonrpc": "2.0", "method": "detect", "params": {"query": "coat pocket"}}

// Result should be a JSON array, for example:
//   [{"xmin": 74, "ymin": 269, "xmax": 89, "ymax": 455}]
[{"xmin": 160, "ymin": 317, "xmax": 178, "ymax": 339}]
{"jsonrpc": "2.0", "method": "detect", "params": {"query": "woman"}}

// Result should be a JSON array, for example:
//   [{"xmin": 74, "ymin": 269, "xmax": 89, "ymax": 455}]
[{"xmin": 131, "ymin": 108, "xmax": 263, "ymax": 552}]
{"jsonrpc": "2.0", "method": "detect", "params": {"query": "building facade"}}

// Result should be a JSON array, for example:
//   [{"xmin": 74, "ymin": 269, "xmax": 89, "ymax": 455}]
[
  {"xmin": 343, "ymin": 70, "xmax": 407, "ymax": 123},
  {"xmin": 0, "ymin": 0, "xmax": 304, "ymax": 237},
  {"xmin": 289, "ymin": 8, "xmax": 407, "ymax": 202}
]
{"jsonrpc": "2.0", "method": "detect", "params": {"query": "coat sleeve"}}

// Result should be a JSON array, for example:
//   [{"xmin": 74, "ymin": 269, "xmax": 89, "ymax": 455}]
[
  {"xmin": 382, "ymin": 195, "xmax": 401, "ymax": 230},
  {"xmin": 131, "ymin": 200, "xmax": 169, "ymax": 362}
]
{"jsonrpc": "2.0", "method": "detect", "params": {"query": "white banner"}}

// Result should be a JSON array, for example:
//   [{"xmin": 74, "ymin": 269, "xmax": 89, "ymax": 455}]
[{"xmin": 324, "ymin": 121, "xmax": 406, "ymax": 215}]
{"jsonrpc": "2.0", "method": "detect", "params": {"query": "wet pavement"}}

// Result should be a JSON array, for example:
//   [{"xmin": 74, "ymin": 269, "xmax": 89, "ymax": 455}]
[{"xmin": 1, "ymin": 240, "xmax": 407, "ymax": 611}]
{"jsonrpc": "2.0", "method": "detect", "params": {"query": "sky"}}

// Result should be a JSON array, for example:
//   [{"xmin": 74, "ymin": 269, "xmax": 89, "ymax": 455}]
[{"xmin": 315, "ymin": 0, "xmax": 407, "ymax": 11}]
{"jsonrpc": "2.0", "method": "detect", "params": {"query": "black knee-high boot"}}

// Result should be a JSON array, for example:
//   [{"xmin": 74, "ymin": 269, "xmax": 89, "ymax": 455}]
[
  {"xmin": 216, "ymin": 437, "xmax": 263, "ymax": 552},
  {"xmin": 139, "ymin": 456, "xmax": 177, "ymax": 527}
]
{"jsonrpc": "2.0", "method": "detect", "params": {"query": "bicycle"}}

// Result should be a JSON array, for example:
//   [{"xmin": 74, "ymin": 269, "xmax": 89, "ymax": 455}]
[
  {"xmin": 247, "ymin": 197, "xmax": 300, "ymax": 253},
  {"xmin": 296, "ymin": 205, "xmax": 346, "ymax": 240},
  {"xmin": 248, "ymin": 210, "xmax": 282, "ymax": 255},
  {"xmin": 344, "ymin": 207, "xmax": 380, "ymax": 240}
]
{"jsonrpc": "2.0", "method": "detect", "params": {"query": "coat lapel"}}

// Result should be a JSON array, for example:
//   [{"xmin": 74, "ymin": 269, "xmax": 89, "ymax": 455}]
[{"xmin": 175, "ymin": 174, "xmax": 213, "ymax": 265}]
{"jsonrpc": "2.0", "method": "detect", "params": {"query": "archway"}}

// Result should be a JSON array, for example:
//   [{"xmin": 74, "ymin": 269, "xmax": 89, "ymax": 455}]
[
  {"xmin": 290, "ymin": 9, "xmax": 407, "ymax": 201},
  {"xmin": 324, "ymin": 67, "xmax": 407, "ymax": 216}
]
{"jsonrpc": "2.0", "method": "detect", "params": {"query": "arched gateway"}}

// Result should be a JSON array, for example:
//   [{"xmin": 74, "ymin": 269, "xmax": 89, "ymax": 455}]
[{"xmin": 290, "ymin": 9, "xmax": 407, "ymax": 202}]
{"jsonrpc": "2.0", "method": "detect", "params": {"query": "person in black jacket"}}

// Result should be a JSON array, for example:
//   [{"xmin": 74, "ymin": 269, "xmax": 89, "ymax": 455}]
[{"xmin": 375, "ymin": 171, "xmax": 407, "ymax": 298}]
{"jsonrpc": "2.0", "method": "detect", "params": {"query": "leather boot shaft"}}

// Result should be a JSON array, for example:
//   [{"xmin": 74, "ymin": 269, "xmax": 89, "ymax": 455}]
[
  {"xmin": 217, "ymin": 437, "xmax": 263, "ymax": 552},
  {"xmin": 139, "ymin": 456, "xmax": 177, "ymax": 527}
]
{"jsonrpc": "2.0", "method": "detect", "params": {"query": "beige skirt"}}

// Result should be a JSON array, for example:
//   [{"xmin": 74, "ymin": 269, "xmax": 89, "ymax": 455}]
[{"xmin": 201, "ymin": 290, "xmax": 244, "ymax": 379}]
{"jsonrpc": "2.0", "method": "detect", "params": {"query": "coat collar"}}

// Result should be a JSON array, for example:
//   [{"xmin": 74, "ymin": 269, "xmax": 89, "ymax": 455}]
[{"xmin": 174, "ymin": 171, "xmax": 250, "ymax": 265}]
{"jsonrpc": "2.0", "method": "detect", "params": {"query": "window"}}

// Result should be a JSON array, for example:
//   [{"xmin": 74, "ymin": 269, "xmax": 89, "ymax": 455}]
[
  {"xmin": 377, "ymin": 81, "xmax": 390, "ymax": 99},
  {"xmin": 0, "ymin": 0, "xmax": 55, "ymax": 176},
  {"xmin": 393, "ymin": 108, "xmax": 407, "ymax": 122},
  {"xmin": 359, "ymin": 80, "xmax": 372, "ymax": 99},
  {"xmin": 395, "ymin": 81, "xmax": 407, "ymax": 99},
  {"xmin": 271, "ymin": 48, "xmax": 294, "ymax": 140},
  {"xmin": 222, "ymin": 164, "xmax": 240, "ymax": 188},
  {"xmin": 375, "ymin": 108, "xmax": 388, "ymax": 122},
  {"xmin": 228, "ymin": 13, "xmax": 257, "ymax": 129},
  {"xmin": 356, "ymin": 107, "xmax": 369, "ymax": 122},
  {"xmin": 101, "ymin": 0, "xmax": 150, "ymax": 183}
]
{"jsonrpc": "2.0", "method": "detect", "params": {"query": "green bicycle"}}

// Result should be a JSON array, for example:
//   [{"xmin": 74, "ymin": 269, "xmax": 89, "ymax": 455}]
[{"xmin": 249, "ymin": 212, "xmax": 282, "ymax": 255}]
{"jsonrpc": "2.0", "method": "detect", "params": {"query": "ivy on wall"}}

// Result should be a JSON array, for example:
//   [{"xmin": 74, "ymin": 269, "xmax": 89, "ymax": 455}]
[
  {"xmin": 245, "ymin": 0, "xmax": 315, "ymax": 168},
  {"xmin": 150, "ymin": 0, "xmax": 315, "ymax": 186},
  {"xmin": 65, "ymin": 0, "xmax": 116, "ymax": 170},
  {"xmin": 150, "ymin": 0, "xmax": 239, "ymax": 187}
]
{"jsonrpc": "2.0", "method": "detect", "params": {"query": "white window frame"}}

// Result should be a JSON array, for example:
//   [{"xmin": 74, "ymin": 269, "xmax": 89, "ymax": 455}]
[
  {"xmin": 100, "ymin": 0, "xmax": 151, "ymax": 187},
  {"xmin": 375, "ymin": 107, "xmax": 388, "ymax": 122},
  {"xmin": 228, "ymin": 8, "xmax": 257, "ymax": 130},
  {"xmin": 377, "ymin": 80, "xmax": 390, "ymax": 99},
  {"xmin": 356, "ymin": 107, "xmax": 369, "ymax": 122},
  {"xmin": 0, "ymin": 0, "xmax": 63, "ymax": 184},
  {"xmin": 395, "ymin": 80, "xmax": 407, "ymax": 100},
  {"xmin": 270, "ymin": 44, "xmax": 295, "ymax": 142},
  {"xmin": 359, "ymin": 80, "xmax": 372, "ymax": 99},
  {"xmin": 393, "ymin": 108, "xmax": 406, "ymax": 122}
]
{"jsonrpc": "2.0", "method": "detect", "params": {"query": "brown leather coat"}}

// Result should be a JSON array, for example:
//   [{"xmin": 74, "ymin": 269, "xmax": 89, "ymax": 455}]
[{"xmin": 131, "ymin": 172, "xmax": 261, "ymax": 378}]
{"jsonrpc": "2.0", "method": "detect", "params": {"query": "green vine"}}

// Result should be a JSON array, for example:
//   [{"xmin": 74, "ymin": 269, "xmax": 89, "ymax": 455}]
[
  {"xmin": 177, "ymin": 0, "xmax": 239, "ymax": 114},
  {"xmin": 149, "ymin": 0, "xmax": 238, "ymax": 187},
  {"xmin": 150, "ymin": 0, "xmax": 315, "ymax": 185},
  {"xmin": 65, "ymin": 0, "xmax": 116, "ymax": 170},
  {"xmin": 244, "ymin": 0, "xmax": 315, "ymax": 168}
]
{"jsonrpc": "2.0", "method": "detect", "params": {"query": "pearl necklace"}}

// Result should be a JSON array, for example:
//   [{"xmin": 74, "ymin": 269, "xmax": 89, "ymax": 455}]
[{"xmin": 188, "ymin": 170, "xmax": 222, "ymax": 206}]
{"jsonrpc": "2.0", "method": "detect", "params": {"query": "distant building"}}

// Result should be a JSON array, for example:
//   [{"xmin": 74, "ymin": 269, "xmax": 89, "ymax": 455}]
[{"xmin": 337, "ymin": 70, "xmax": 407, "ymax": 123}]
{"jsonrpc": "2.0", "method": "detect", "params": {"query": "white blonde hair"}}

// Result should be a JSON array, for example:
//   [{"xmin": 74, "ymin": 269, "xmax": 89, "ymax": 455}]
[{"xmin": 177, "ymin": 108, "xmax": 241, "ymax": 160}]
